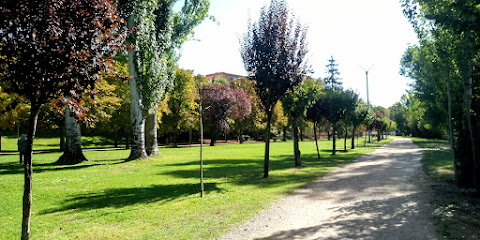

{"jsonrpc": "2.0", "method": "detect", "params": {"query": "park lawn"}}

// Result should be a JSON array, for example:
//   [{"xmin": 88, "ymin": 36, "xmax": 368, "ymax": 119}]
[
  {"xmin": 411, "ymin": 137, "xmax": 454, "ymax": 180},
  {"xmin": 0, "ymin": 138, "xmax": 391, "ymax": 240},
  {"xmin": 0, "ymin": 135, "xmax": 123, "ymax": 152}
]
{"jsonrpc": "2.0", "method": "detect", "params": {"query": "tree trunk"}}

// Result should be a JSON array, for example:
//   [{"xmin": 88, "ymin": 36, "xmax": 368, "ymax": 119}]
[
  {"xmin": 351, "ymin": 126, "xmax": 356, "ymax": 149},
  {"xmin": 145, "ymin": 111, "xmax": 159, "ymax": 155},
  {"xmin": 264, "ymin": 111, "xmax": 272, "ymax": 178},
  {"xmin": 113, "ymin": 130, "xmax": 118, "ymax": 148},
  {"xmin": 292, "ymin": 117, "xmax": 301, "ymax": 167},
  {"xmin": 299, "ymin": 127, "xmax": 304, "ymax": 141},
  {"xmin": 0, "ymin": 129, "xmax": 2, "ymax": 152},
  {"xmin": 210, "ymin": 128, "xmax": 216, "ymax": 146},
  {"xmin": 173, "ymin": 132, "xmax": 178, "ymax": 147},
  {"xmin": 127, "ymin": 14, "xmax": 147, "ymax": 160},
  {"xmin": 199, "ymin": 102, "xmax": 204, "ymax": 197},
  {"xmin": 314, "ymin": 122, "xmax": 320, "ymax": 160},
  {"xmin": 188, "ymin": 129, "xmax": 193, "ymax": 145},
  {"xmin": 344, "ymin": 125, "xmax": 347, "ymax": 152},
  {"xmin": 332, "ymin": 123, "xmax": 336, "ymax": 155},
  {"xmin": 327, "ymin": 130, "xmax": 331, "ymax": 140},
  {"xmin": 444, "ymin": 49, "xmax": 459, "ymax": 184},
  {"xmin": 125, "ymin": 135, "xmax": 130, "ymax": 149},
  {"xmin": 57, "ymin": 108, "xmax": 87, "ymax": 164},
  {"xmin": 282, "ymin": 126, "xmax": 287, "ymax": 141},
  {"xmin": 464, "ymin": 73, "xmax": 477, "ymax": 189},
  {"xmin": 21, "ymin": 104, "xmax": 40, "ymax": 240}
]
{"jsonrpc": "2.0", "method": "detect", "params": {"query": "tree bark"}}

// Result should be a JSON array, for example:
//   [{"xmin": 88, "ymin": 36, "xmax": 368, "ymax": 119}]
[
  {"xmin": 282, "ymin": 126, "xmax": 287, "ymax": 141},
  {"xmin": 199, "ymin": 102, "xmax": 204, "ymax": 197},
  {"xmin": 210, "ymin": 128, "xmax": 216, "ymax": 146},
  {"xmin": 464, "ymin": 73, "xmax": 477, "ymax": 188},
  {"xmin": 344, "ymin": 124, "xmax": 348, "ymax": 151},
  {"xmin": 351, "ymin": 126, "xmax": 356, "ymax": 149},
  {"xmin": 332, "ymin": 123, "xmax": 337, "ymax": 155},
  {"xmin": 21, "ymin": 104, "xmax": 40, "ymax": 240},
  {"xmin": 57, "ymin": 107, "xmax": 87, "ymax": 164},
  {"xmin": 127, "ymin": 15, "xmax": 147, "ymax": 160},
  {"xmin": 292, "ymin": 117, "xmax": 301, "ymax": 167},
  {"xmin": 264, "ymin": 111, "xmax": 272, "ymax": 178},
  {"xmin": 0, "ymin": 129, "xmax": 2, "ymax": 152},
  {"xmin": 145, "ymin": 111, "xmax": 159, "ymax": 155},
  {"xmin": 314, "ymin": 122, "xmax": 320, "ymax": 160},
  {"xmin": 113, "ymin": 130, "xmax": 118, "ymax": 148}
]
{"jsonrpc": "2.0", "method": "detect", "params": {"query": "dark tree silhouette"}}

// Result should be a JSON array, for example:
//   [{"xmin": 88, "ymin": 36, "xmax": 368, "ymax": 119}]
[
  {"xmin": 0, "ymin": 1, "xmax": 125, "ymax": 238},
  {"xmin": 241, "ymin": 0, "xmax": 309, "ymax": 178}
]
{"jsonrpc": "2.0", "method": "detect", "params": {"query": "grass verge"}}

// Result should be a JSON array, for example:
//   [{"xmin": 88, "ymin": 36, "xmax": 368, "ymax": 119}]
[
  {"xmin": 1, "ymin": 138, "xmax": 391, "ymax": 240},
  {"xmin": 412, "ymin": 137, "xmax": 480, "ymax": 239}
]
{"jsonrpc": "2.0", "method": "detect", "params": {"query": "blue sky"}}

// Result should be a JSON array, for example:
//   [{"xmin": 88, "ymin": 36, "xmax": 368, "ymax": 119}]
[{"xmin": 177, "ymin": 0, "xmax": 418, "ymax": 107}]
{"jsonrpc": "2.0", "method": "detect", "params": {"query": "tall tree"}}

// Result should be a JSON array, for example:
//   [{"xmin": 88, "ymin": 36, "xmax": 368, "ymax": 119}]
[
  {"xmin": 121, "ymin": 0, "xmax": 210, "ymax": 159},
  {"xmin": 0, "ymin": 0, "xmax": 125, "ymax": 239},
  {"xmin": 241, "ymin": 0, "xmax": 309, "ymax": 178},
  {"xmin": 324, "ymin": 56, "xmax": 342, "ymax": 90}
]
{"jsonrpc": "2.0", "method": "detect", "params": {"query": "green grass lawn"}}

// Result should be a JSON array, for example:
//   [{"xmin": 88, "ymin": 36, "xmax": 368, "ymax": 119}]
[
  {"xmin": 410, "ymin": 137, "xmax": 454, "ymax": 180},
  {"xmin": 0, "ymin": 135, "xmax": 124, "ymax": 152},
  {"xmin": 0, "ymin": 138, "xmax": 391, "ymax": 240}
]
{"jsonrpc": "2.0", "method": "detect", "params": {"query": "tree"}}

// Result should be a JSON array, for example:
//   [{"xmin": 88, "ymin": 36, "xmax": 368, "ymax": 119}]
[
  {"xmin": 282, "ymin": 78, "xmax": 319, "ymax": 166},
  {"xmin": 324, "ymin": 56, "xmax": 342, "ymax": 90},
  {"xmin": 200, "ymin": 84, "xmax": 250, "ymax": 146},
  {"xmin": 0, "ymin": 1, "xmax": 125, "ymax": 239},
  {"xmin": 121, "ymin": 0, "xmax": 211, "ymax": 159},
  {"xmin": 161, "ymin": 68, "xmax": 198, "ymax": 146},
  {"xmin": 349, "ymin": 104, "xmax": 369, "ymax": 149},
  {"xmin": 401, "ymin": 0, "xmax": 480, "ymax": 190},
  {"xmin": 241, "ymin": 0, "xmax": 309, "ymax": 178}
]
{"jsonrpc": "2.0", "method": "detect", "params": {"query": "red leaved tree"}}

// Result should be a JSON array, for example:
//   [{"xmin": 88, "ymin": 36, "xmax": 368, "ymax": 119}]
[{"xmin": 0, "ymin": 0, "xmax": 126, "ymax": 239}]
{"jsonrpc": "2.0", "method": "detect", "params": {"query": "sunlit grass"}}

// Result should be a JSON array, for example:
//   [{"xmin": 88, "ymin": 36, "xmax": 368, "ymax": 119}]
[
  {"xmin": 0, "ymin": 138, "xmax": 391, "ymax": 240},
  {"xmin": 411, "ymin": 137, "xmax": 453, "ymax": 180}
]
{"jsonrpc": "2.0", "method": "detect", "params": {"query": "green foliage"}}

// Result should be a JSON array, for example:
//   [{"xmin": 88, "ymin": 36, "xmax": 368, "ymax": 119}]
[{"xmin": 161, "ymin": 68, "xmax": 198, "ymax": 134}]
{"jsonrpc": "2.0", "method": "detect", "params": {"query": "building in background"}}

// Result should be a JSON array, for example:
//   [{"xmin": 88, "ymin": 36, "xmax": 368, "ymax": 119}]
[{"xmin": 205, "ymin": 72, "xmax": 245, "ymax": 82}]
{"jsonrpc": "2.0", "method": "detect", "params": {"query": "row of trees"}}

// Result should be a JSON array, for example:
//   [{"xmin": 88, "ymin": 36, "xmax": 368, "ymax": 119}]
[
  {"xmin": 0, "ymin": 0, "xmax": 397, "ymax": 238},
  {"xmin": 396, "ymin": 0, "xmax": 480, "ymax": 190}
]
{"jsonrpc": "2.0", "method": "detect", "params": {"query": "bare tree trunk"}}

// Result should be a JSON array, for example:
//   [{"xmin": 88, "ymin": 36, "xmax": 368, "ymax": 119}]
[
  {"xmin": 464, "ymin": 73, "xmax": 477, "ymax": 188},
  {"xmin": 264, "ymin": 112, "xmax": 272, "ymax": 178},
  {"xmin": 21, "ymin": 104, "xmax": 40, "ymax": 240},
  {"xmin": 57, "ymin": 107, "xmax": 87, "ymax": 164},
  {"xmin": 199, "ymin": 102, "xmax": 204, "ymax": 197},
  {"xmin": 351, "ymin": 126, "xmax": 356, "ymax": 149},
  {"xmin": 0, "ymin": 129, "xmax": 2, "ymax": 152},
  {"xmin": 332, "ymin": 123, "xmax": 337, "ymax": 155},
  {"xmin": 127, "ymin": 16, "xmax": 147, "ymax": 160},
  {"xmin": 113, "ymin": 130, "xmax": 118, "ymax": 148},
  {"xmin": 292, "ymin": 118, "xmax": 301, "ymax": 167},
  {"xmin": 314, "ymin": 122, "xmax": 320, "ymax": 160},
  {"xmin": 344, "ymin": 124, "xmax": 347, "ymax": 151},
  {"xmin": 188, "ymin": 129, "xmax": 193, "ymax": 145},
  {"xmin": 145, "ymin": 111, "xmax": 159, "ymax": 156},
  {"xmin": 282, "ymin": 126, "xmax": 287, "ymax": 141}
]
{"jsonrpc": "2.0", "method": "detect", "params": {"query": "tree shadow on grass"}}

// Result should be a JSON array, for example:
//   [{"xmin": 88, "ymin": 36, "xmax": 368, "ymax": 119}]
[
  {"xmin": 0, "ymin": 158, "xmax": 126, "ymax": 176},
  {"xmin": 161, "ymin": 152, "xmax": 363, "ymax": 189},
  {"xmin": 41, "ymin": 183, "xmax": 223, "ymax": 214}
]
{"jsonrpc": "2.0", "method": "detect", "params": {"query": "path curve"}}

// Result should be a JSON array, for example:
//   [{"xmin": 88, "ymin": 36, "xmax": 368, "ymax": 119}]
[{"xmin": 220, "ymin": 138, "xmax": 440, "ymax": 240}]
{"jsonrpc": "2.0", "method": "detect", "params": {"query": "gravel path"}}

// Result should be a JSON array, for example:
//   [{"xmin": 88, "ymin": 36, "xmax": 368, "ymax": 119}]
[{"xmin": 220, "ymin": 138, "xmax": 440, "ymax": 240}]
